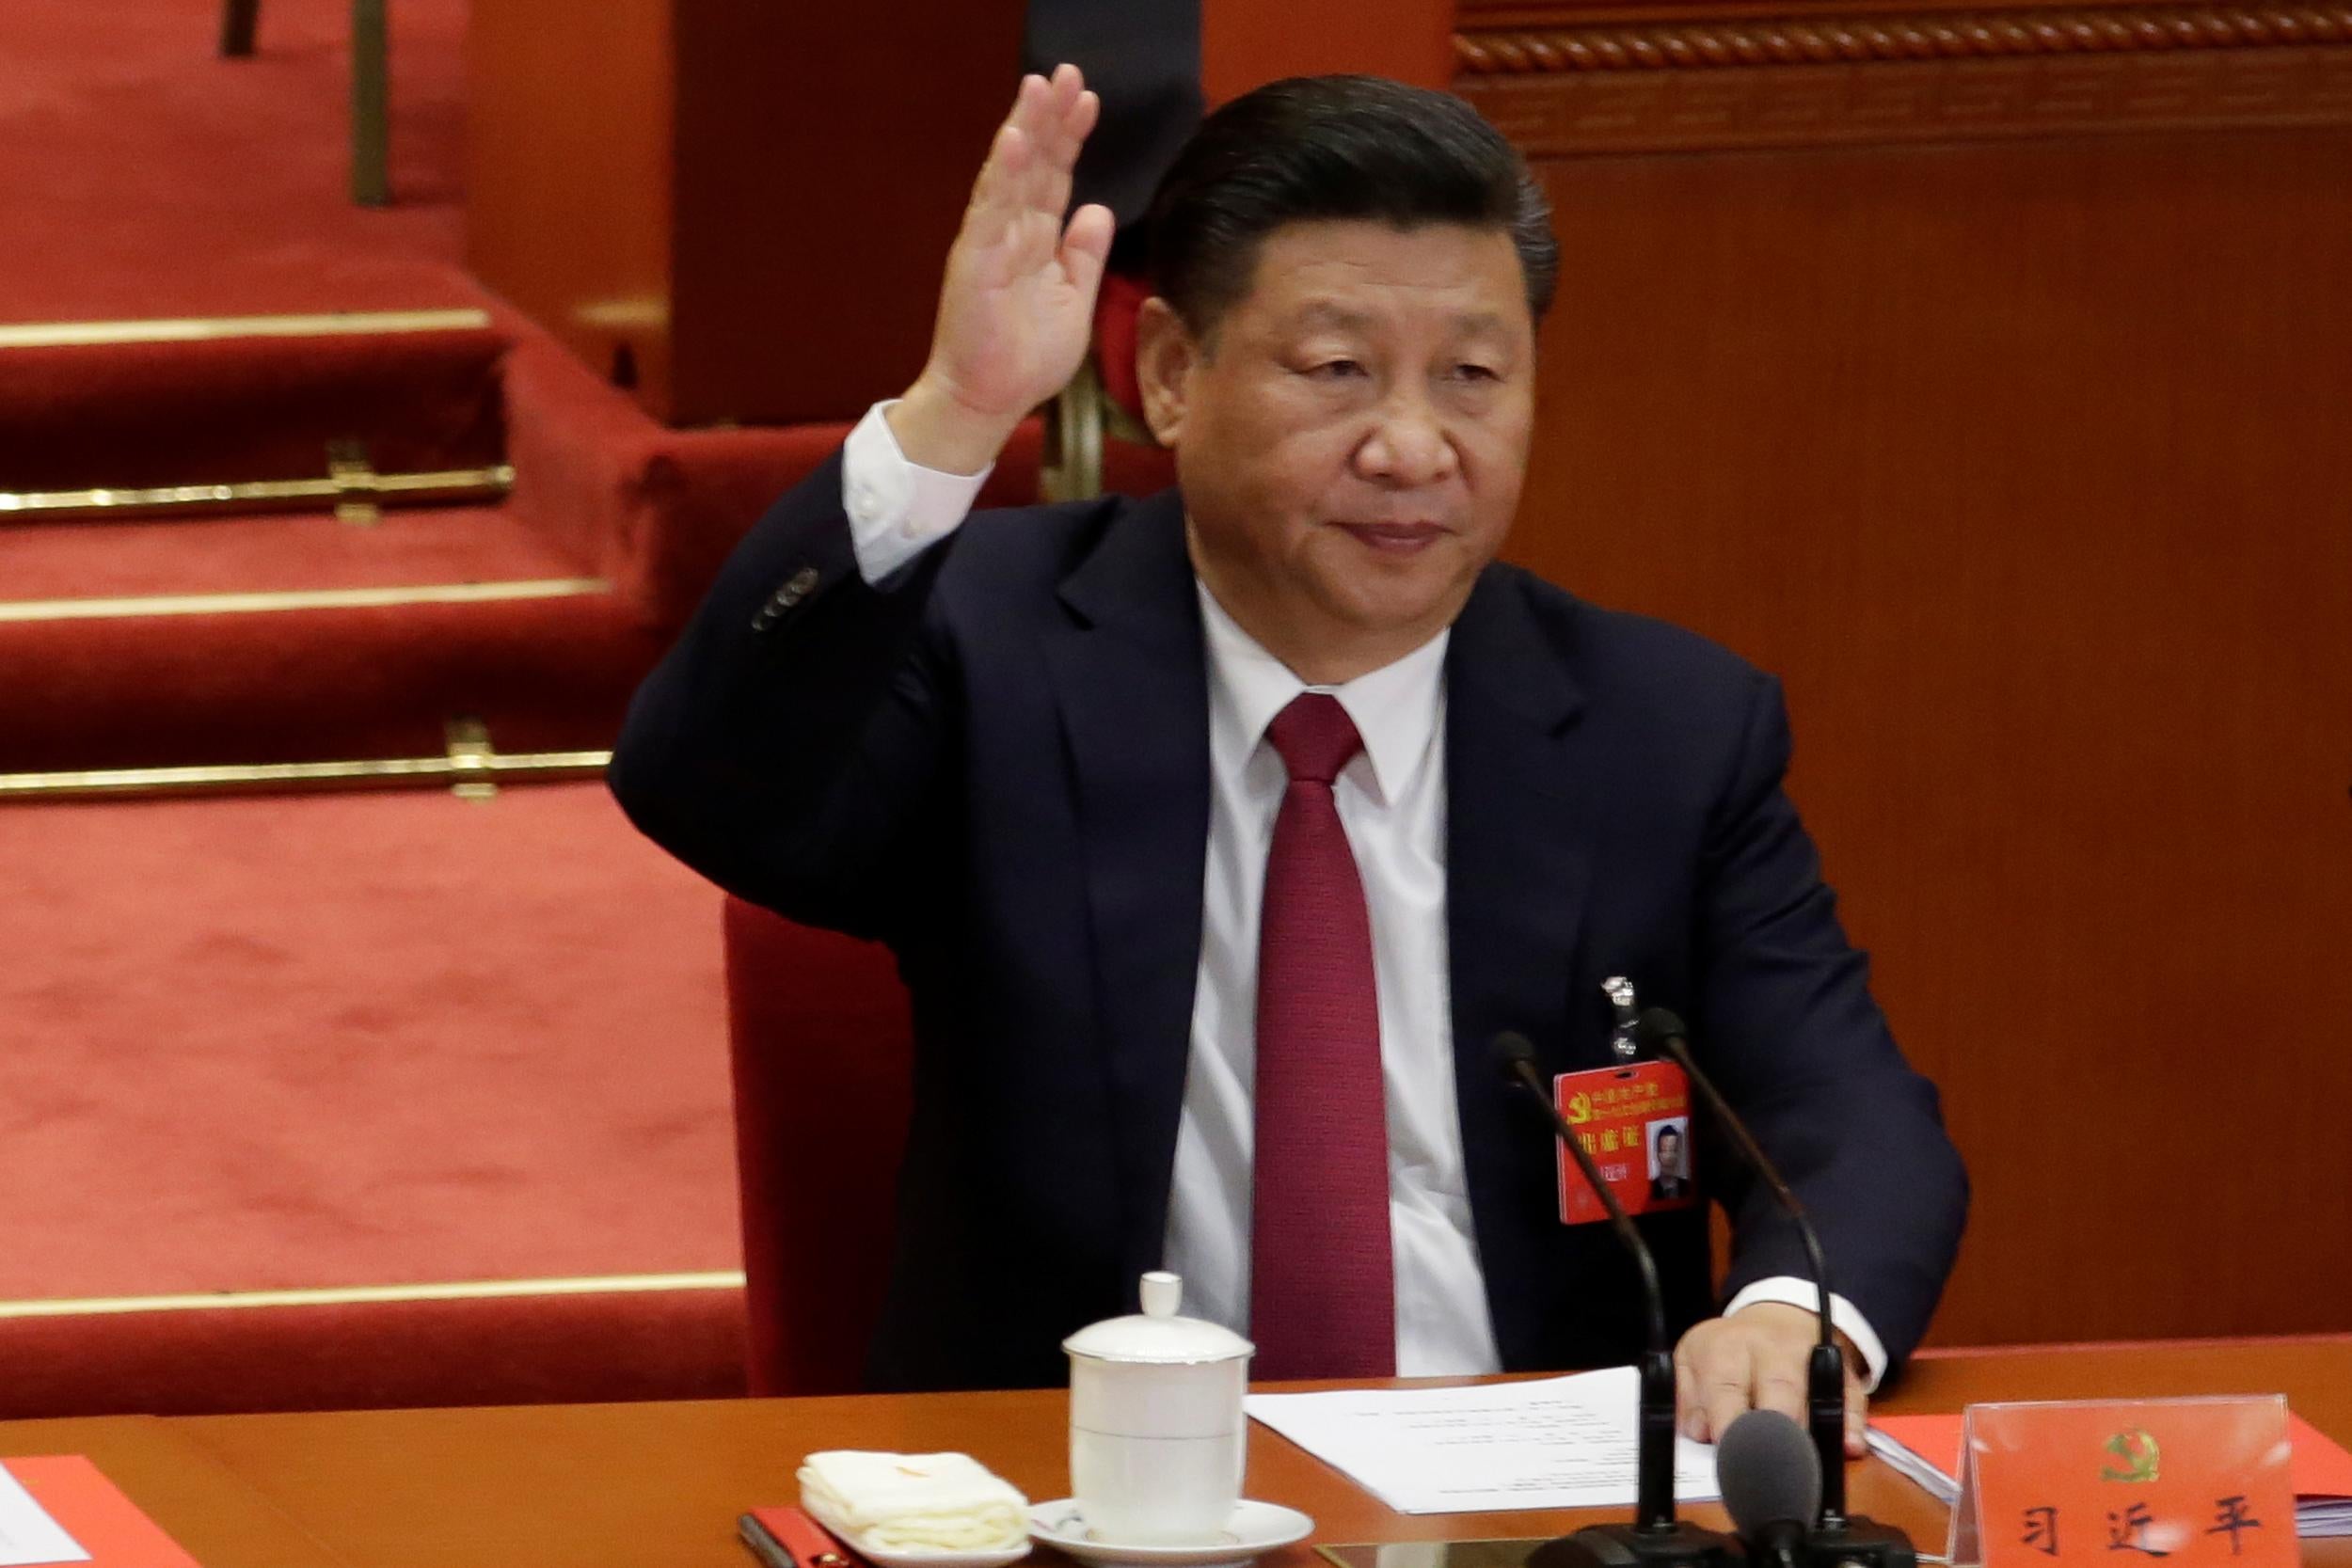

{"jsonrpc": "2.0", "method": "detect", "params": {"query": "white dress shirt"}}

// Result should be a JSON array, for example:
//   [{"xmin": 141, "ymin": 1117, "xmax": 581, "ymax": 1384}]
[{"xmin": 834, "ymin": 402, "xmax": 1888, "ymax": 1386}]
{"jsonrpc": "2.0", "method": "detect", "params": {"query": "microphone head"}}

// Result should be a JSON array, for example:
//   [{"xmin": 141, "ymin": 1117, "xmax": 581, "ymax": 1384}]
[
  {"xmin": 1634, "ymin": 1007, "xmax": 1691, "ymax": 1052},
  {"xmin": 1715, "ymin": 1408, "xmax": 1822, "ymax": 1538},
  {"xmin": 1489, "ymin": 1030, "xmax": 1540, "ymax": 1082}
]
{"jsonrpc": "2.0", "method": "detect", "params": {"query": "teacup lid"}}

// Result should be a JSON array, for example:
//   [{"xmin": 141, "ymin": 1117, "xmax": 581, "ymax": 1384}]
[{"xmin": 1062, "ymin": 1272, "xmax": 1254, "ymax": 1365}]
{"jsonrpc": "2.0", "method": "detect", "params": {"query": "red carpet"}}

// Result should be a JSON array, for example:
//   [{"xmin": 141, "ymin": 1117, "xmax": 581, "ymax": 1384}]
[
  {"xmin": 0, "ymin": 325, "xmax": 506, "ymax": 492},
  {"xmin": 0, "ymin": 0, "xmax": 483, "ymax": 323},
  {"xmin": 0, "ymin": 506, "xmax": 569, "ymax": 602},
  {"xmin": 0, "ymin": 784, "xmax": 737, "ymax": 1301},
  {"xmin": 0, "ymin": 0, "xmax": 1168, "ymax": 1418}
]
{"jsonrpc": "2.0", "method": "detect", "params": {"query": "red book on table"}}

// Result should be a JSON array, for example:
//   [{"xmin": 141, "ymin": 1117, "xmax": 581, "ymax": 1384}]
[{"xmin": 3, "ymin": 1456, "xmax": 200, "ymax": 1567}]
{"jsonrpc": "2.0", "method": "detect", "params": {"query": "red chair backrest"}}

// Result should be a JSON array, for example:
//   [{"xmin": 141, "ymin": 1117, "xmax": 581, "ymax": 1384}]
[
  {"xmin": 721, "ymin": 896, "xmax": 914, "ymax": 1395},
  {"xmin": 1092, "ymin": 271, "xmax": 1152, "ymax": 420}
]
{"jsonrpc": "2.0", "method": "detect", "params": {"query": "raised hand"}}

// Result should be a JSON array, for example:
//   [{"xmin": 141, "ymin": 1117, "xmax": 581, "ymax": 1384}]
[{"xmin": 890, "ymin": 65, "xmax": 1115, "ymax": 476}]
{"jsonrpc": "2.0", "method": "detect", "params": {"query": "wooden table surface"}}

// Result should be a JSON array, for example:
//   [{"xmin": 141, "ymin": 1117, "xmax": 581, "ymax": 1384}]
[{"xmin": 6, "ymin": 1335, "xmax": 2349, "ymax": 1568}]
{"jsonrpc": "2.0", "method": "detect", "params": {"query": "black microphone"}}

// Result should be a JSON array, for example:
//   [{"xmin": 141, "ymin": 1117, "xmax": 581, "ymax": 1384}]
[
  {"xmin": 1491, "ymin": 1033, "xmax": 1735, "ymax": 1568},
  {"xmin": 1717, "ymin": 1410, "xmax": 1820, "ymax": 1568},
  {"xmin": 1631, "ymin": 1009, "xmax": 1915, "ymax": 1568}
]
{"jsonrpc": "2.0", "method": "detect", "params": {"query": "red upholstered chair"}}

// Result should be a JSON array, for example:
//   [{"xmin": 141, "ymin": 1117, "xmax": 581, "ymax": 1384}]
[
  {"xmin": 1041, "ymin": 272, "xmax": 1179, "ymax": 502},
  {"xmin": 722, "ymin": 896, "xmax": 914, "ymax": 1395}
]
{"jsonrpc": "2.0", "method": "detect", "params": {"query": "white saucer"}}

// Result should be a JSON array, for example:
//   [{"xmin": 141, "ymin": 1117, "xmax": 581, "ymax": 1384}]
[
  {"xmin": 1027, "ymin": 1499, "xmax": 1313, "ymax": 1568},
  {"xmin": 841, "ymin": 1544, "xmax": 1030, "ymax": 1568}
]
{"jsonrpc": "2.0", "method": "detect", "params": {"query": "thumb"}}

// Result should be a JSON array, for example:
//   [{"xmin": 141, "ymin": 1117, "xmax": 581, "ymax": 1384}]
[
  {"xmin": 1060, "ymin": 203, "xmax": 1116, "ymax": 299},
  {"xmin": 1845, "ymin": 1370, "xmax": 1869, "ymax": 1459}
]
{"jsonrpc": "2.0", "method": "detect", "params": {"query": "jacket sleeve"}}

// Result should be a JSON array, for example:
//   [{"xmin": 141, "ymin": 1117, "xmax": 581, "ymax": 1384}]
[
  {"xmin": 1696, "ymin": 673, "xmax": 1969, "ymax": 1373},
  {"xmin": 607, "ymin": 448, "xmax": 956, "ymax": 943}
]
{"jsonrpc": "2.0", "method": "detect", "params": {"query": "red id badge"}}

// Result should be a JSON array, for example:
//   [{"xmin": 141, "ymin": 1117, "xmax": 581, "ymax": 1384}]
[{"xmin": 1554, "ymin": 1060, "xmax": 1699, "ymax": 1224}]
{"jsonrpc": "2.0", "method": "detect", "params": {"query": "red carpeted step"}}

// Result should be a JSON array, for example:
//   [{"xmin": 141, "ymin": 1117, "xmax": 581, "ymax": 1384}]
[
  {"xmin": 0, "ymin": 583, "xmax": 663, "ymax": 773},
  {"xmin": 0, "ymin": 785, "xmax": 736, "ymax": 1296},
  {"xmin": 0, "ymin": 782, "xmax": 746, "ymax": 1413},
  {"xmin": 0, "ymin": 1286, "xmax": 748, "ymax": 1419},
  {"xmin": 0, "ymin": 505, "xmax": 565, "ymax": 603},
  {"xmin": 0, "ymin": 325, "xmax": 509, "ymax": 493},
  {"xmin": 0, "ymin": 325, "xmax": 848, "ymax": 773}
]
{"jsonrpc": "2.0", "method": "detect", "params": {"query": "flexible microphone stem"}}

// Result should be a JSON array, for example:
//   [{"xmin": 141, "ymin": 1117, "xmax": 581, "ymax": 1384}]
[
  {"xmin": 1493, "ymin": 1031, "xmax": 1740, "ymax": 1568},
  {"xmin": 1495, "ymin": 1035, "xmax": 1676, "ymax": 1536},
  {"xmin": 1502, "ymin": 1056, "xmax": 1669, "ymax": 1359},
  {"xmin": 1645, "ymin": 1034, "xmax": 1834, "ymax": 1349},
  {"xmin": 1635, "ymin": 1011, "xmax": 1848, "ymax": 1531}
]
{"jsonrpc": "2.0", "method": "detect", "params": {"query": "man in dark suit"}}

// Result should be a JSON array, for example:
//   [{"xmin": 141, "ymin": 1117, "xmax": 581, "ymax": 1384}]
[
  {"xmin": 1650, "ymin": 1122, "xmax": 1692, "ymax": 1203},
  {"xmin": 612, "ymin": 68, "xmax": 1966, "ymax": 1449}
]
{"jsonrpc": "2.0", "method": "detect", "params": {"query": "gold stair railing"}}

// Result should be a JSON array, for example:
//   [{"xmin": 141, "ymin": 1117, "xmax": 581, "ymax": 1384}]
[
  {"xmin": 0, "ymin": 578, "xmax": 609, "ymax": 626},
  {"xmin": 0, "ymin": 448, "xmax": 514, "ymax": 525},
  {"xmin": 0, "ymin": 720, "xmax": 612, "ymax": 803},
  {"xmin": 0, "ymin": 308, "xmax": 493, "ymax": 351}
]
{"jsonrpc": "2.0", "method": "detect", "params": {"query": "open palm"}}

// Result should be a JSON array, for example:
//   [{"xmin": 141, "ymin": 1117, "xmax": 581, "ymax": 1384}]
[{"xmin": 920, "ymin": 66, "xmax": 1114, "ymax": 433}]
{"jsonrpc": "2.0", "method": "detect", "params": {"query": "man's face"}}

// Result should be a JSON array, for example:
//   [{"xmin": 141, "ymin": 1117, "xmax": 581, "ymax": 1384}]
[
  {"xmin": 1657, "ymin": 1130, "xmax": 1684, "ymax": 1177},
  {"xmin": 1138, "ymin": 219, "xmax": 1537, "ymax": 677}
]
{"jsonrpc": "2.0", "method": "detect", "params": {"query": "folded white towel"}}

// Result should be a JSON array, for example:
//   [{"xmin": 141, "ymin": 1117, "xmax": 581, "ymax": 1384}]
[{"xmin": 799, "ymin": 1450, "xmax": 1030, "ymax": 1555}]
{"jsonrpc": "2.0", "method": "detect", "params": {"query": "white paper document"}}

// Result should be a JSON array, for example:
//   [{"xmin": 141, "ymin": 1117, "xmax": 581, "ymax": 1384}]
[
  {"xmin": 0, "ymin": 1465, "xmax": 87, "ymax": 1567},
  {"xmin": 1246, "ymin": 1365, "xmax": 1721, "ymax": 1515}
]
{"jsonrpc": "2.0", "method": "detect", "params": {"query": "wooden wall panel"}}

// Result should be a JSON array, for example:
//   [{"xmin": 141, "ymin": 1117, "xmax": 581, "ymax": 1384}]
[
  {"xmin": 1460, "ymin": 12, "xmax": 2352, "ymax": 1347},
  {"xmin": 469, "ymin": 0, "xmax": 1023, "ymax": 427},
  {"xmin": 1203, "ymin": 0, "xmax": 1455, "ymax": 103},
  {"xmin": 467, "ymin": 0, "xmax": 674, "ymax": 407}
]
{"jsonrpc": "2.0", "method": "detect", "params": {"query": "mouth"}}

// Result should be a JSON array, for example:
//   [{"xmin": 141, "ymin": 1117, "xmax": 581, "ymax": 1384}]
[{"xmin": 1335, "ymin": 520, "xmax": 1448, "ymax": 556}]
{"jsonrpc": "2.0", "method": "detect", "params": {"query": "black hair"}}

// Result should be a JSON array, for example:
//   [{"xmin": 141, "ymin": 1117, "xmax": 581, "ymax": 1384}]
[{"xmin": 1145, "ymin": 74, "xmax": 1559, "ymax": 341}]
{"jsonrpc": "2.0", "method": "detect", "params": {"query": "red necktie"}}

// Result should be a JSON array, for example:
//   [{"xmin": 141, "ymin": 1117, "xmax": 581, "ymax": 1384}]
[{"xmin": 1248, "ymin": 692, "xmax": 1395, "ymax": 1379}]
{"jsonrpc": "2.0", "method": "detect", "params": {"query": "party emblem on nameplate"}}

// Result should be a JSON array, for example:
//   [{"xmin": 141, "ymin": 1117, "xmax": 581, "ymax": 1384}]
[{"xmin": 1948, "ymin": 1398, "xmax": 2296, "ymax": 1568}]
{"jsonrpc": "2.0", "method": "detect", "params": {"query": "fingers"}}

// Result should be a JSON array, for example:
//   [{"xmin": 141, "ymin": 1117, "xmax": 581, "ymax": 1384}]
[
  {"xmin": 1675, "ymin": 1310, "xmax": 1872, "ymax": 1464},
  {"xmin": 1059, "ymin": 203, "xmax": 1116, "ymax": 296},
  {"xmin": 1702, "ymin": 1369, "xmax": 1752, "ymax": 1448},
  {"xmin": 1752, "ymin": 1364, "xmax": 1807, "ymax": 1426},
  {"xmin": 1032, "ymin": 87, "xmax": 1100, "ymax": 223},
  {"xmin": 1020, "ymin": 67, "xmax": 1098, "ymax": 224},
  {"xmin": 962, "ymin": 121, "xmax": 1031, "ymax": 252},
  {"xmin": 1675, "ymin": 1326, "xmax": 1756, "ymax": 1445},
  {"xmin": 967, "ymin": 68, "xmax": 1098, "ymax": 257}
]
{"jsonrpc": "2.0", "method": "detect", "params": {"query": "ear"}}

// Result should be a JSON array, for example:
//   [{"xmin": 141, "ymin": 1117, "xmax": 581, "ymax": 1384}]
[{"xmin": 1134, "ymin": 296, "xmax": 1200, "ymax": 449}]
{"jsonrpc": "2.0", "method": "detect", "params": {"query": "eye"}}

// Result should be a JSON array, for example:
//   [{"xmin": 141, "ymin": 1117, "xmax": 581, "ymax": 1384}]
[
  {"xmin": 1305, "ymin": 357, "xmax": 1367, "ymax": 380},
  {"xmin": 1450, "ymin": 362, "xmax": 1502, "ymax": 384}
]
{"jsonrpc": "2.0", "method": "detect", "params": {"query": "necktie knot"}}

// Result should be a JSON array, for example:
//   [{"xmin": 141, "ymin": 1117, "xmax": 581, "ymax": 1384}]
[{"xmin": 1266, "ymin": 692, "xmax": 1363, "ymax": 786}]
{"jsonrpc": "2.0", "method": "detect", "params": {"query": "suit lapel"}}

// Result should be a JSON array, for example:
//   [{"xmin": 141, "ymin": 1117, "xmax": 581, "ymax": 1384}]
[
  {"xmin": 1442, "ymin": 568, "xmax": 1609, "ymax": 1367},
  {"xmin": 1042, "ymin": 492, "xmax": 1211, "ymax": 1295}
]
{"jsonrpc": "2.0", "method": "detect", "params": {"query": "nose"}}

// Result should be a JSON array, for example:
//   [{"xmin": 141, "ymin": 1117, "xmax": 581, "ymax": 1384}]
[{"xmin": 1353, "ymin": 390, "xmax": 1458, "ymax": 488}]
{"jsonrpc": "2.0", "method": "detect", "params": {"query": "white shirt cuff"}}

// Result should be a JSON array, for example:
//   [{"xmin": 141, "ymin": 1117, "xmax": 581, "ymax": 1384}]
[
  {"xmin": 1724, "ymin": 1277, "xmax": 1889, "ymax": 1392},
  {"xmin": 840, "ymin": 400, "xmax": 992, "ymax": 585}
]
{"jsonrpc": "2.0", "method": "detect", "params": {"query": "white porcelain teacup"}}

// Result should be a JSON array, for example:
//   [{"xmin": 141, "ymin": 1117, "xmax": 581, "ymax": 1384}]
[{"xmin": 1064, "ymin": 1272, "xmax": 1253, "ymax": 1545}]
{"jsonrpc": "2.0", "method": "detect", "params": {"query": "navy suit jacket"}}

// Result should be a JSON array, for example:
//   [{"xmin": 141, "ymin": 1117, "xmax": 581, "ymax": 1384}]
[{"xmin": 610, "ymin": 452, "xmax": 1968, "ymax": 1392}]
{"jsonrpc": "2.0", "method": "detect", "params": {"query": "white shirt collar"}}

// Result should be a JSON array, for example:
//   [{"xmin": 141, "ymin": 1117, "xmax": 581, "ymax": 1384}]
[{"xmin": 1196, "ymin": 579, "xmax": 1450, "ymax": 806}]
